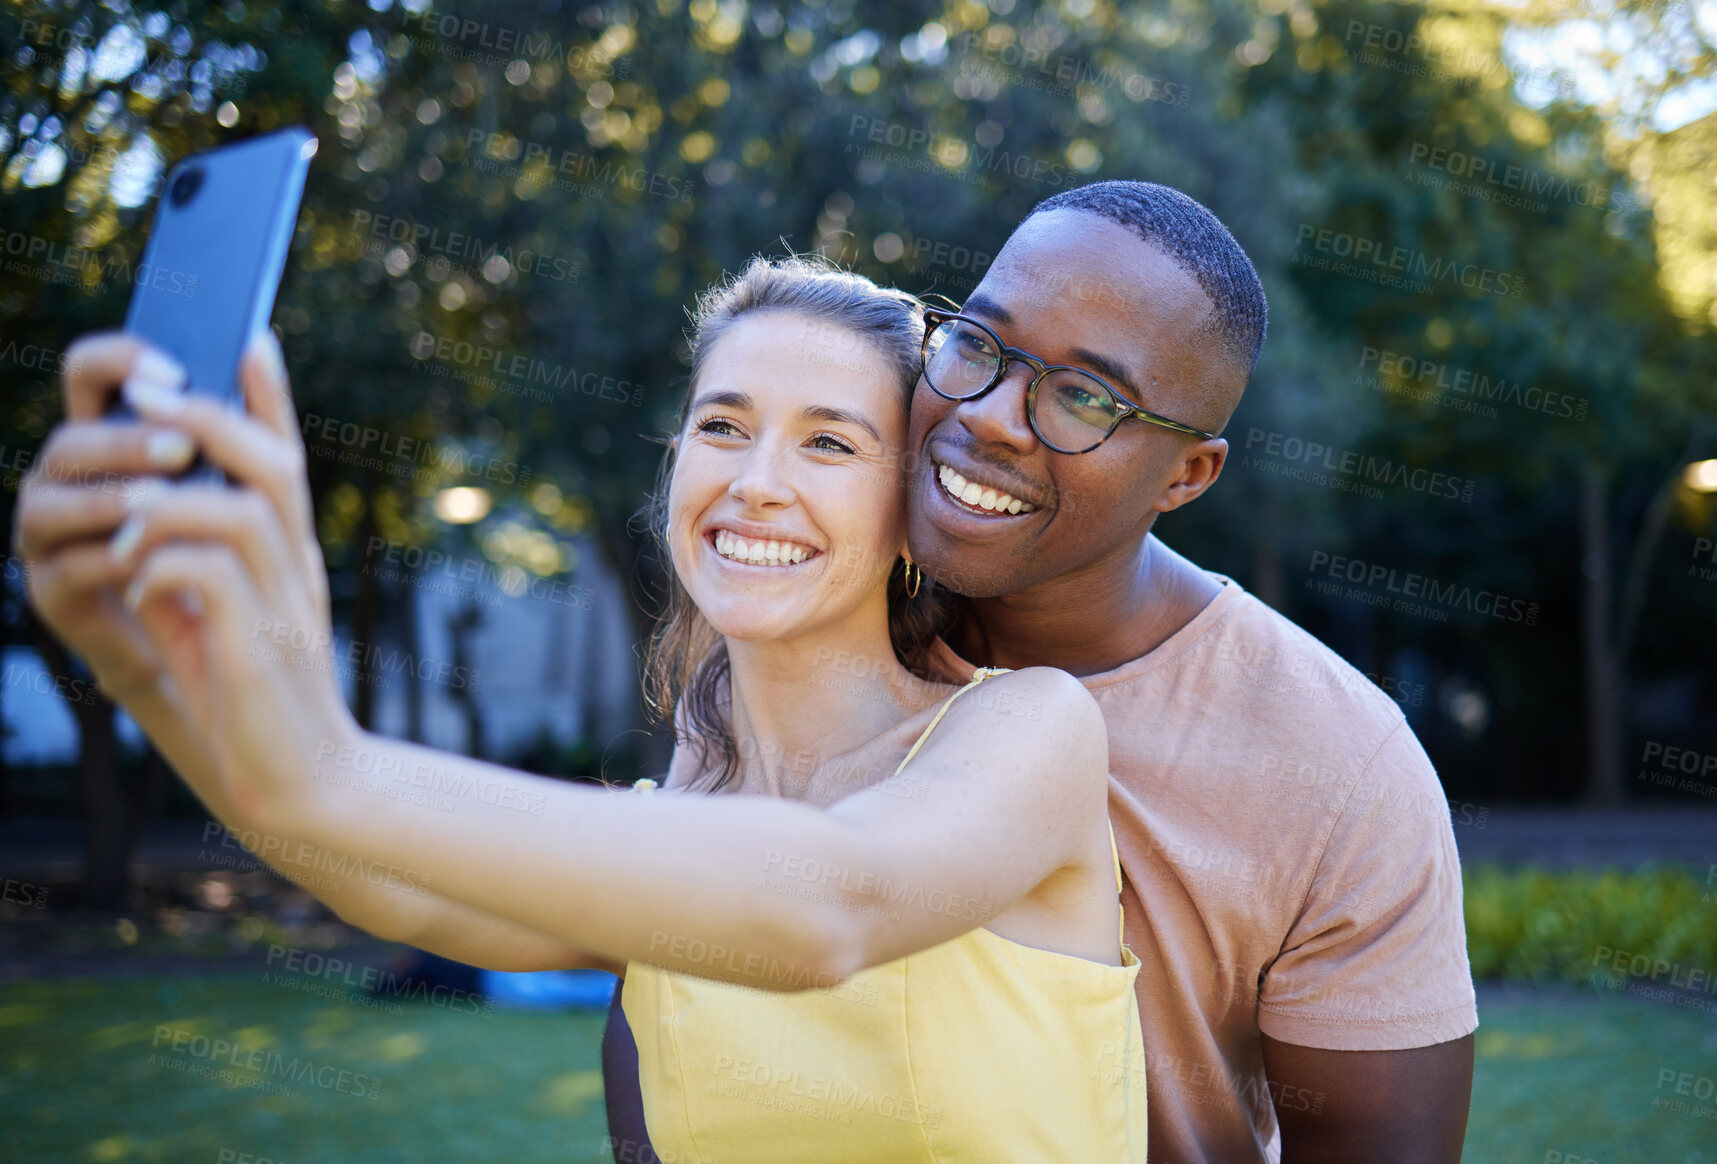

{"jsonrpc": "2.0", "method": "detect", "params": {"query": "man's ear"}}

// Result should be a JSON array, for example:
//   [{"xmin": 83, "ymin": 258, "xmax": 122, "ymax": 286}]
[{"xmin": 1158, "ymin": 437, "xmax": 1227, "ymax": 514}]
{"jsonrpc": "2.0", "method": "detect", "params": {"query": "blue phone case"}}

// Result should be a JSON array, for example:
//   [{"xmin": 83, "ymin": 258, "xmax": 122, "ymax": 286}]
[{"xmin": 112, "ymin": 127, "xmax": 317, "ymax": 481}]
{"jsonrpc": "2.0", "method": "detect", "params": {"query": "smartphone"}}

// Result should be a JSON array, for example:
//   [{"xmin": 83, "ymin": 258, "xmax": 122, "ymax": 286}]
[{"xmin": 109, "ymin": 126, "xmax": 318, "ymax": 482}]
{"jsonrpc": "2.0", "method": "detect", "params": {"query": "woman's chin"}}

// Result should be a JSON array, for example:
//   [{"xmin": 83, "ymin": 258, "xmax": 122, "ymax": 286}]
[{"xmin": 695, "ymin": 596, "xmax": 818, "ymax": 645}]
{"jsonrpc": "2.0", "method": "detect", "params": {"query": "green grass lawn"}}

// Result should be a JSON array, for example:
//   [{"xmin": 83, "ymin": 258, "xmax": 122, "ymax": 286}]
[
  {"xmin": 1469, "ymin": 985, "xmax": 1717, "ymax": 1164},
  {"xmin": 1, "ymin": 975, "xmax": 615, "ymax": 1163},
  {"xmin": 2, "ymin": 976, "xmax": 1714, "ymax": 1162}
]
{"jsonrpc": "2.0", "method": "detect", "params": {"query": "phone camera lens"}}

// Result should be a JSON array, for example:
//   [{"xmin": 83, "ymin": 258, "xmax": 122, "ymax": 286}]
[{"xmin": 169, "ymin": 166, "xmax": 204, "ymax": 206}]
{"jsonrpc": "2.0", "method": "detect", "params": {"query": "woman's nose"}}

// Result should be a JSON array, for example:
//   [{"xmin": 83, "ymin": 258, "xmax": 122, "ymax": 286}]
[{"xmin": 727, "ymin": 446, "xmax": 797, "ymax": 509}]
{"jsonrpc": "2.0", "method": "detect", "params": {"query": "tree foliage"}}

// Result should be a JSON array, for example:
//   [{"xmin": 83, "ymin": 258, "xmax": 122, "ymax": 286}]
[{"xmin": 2, "ymin": 0, "xmax": 1712, "ymax": 815}]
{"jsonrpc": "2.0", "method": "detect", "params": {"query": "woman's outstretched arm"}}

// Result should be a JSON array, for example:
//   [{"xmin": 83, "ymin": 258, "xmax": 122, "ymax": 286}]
[
  {"xmin": 107, "ymin": 333, "xmax": 1112, "ymax": 989},
  {"xmin": 128, "ymin": 661, "xmax": 610, "ymax": 972},
  {"xmin": 242, "ymin": 669, "xmax": 1108, "ymax": 989}
]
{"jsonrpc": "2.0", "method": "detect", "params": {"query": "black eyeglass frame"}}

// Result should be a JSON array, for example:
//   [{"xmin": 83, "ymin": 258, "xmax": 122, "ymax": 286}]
[{"xmin": 918, "ymin": 307, "xmax": 1219, "ymax": 454}]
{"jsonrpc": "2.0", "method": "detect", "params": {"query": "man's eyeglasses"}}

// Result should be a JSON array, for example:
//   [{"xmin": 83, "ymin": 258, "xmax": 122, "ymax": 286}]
[{"xmin": 919, "ymin": 308, "xmax": 1218, "ymax": 455}]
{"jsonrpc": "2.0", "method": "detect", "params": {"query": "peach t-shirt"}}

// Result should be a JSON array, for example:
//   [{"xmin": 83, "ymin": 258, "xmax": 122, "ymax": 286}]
[{"xmin": 926, "ymin": 572, "xmax": 1477, "ymax": 1163}]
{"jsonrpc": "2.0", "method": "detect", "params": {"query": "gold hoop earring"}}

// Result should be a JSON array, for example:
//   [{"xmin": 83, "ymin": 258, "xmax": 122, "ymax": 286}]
[{"xmin": 903, "ymin": 558, "xmax": 923, "ymax": 598}]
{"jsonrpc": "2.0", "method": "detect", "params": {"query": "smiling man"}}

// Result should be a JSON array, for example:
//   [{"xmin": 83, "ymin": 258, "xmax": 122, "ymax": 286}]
[{"xmin": 604, "ymin": 180, "xmax": 1477, "ymax": 1163}]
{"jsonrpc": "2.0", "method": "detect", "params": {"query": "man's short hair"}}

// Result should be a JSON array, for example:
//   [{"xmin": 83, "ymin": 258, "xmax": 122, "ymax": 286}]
[{"xmin": 1027, "ymin": 180, "xmax": 1268, "ymax": 381}]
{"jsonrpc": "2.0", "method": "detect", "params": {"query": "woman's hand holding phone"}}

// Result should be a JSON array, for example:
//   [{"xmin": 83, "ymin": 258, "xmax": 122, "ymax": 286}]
[
  {"xmin": 18, "ymin": 127, "xmax": 317, "ymax": 705},
  {"xmin": 97, "ymin": 326, "xmax": 357, "ymax": 824},
  {"xmin": 14, "ymin": 332, "xmax": 200, "ymax": 703}
]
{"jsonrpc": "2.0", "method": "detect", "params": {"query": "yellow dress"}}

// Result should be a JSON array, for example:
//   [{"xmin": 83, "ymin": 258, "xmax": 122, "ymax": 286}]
[{"xmin": 622, "ymin": 667, "xmax": 1149, "ymax": 1162}]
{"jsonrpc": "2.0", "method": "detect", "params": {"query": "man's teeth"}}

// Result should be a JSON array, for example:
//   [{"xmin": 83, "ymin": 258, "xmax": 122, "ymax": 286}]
[
  {"xmin": 714, "ymin": 530, "xmax": 814, "ymax": 565},
  {"xmin": 937, "ymin": 463, "xmax": 1036, "ymax": 515}
]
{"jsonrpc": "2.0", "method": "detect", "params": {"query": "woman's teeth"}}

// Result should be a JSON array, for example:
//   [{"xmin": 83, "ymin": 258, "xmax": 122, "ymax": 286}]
[
  {"xmin": 714, "ymin": 530, "xmax": 814, "ymax": 565},
  {"xmin": 937, "ymin": 463, "xmax": 1036, "ymax": 515}
]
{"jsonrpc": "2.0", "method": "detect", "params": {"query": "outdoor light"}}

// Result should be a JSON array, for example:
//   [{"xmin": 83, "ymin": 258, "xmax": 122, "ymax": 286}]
[
  {"xmin": 1684, "ymin": 460, "xmax": 1717, "ymax": 492},
  {"xmin": 435, "ymin": 485, "xmax": 492, "ymax": 523}
]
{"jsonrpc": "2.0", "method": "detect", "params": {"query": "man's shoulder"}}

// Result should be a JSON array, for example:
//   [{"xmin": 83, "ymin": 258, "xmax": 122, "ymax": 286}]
[
  {"xmin": 1181, "ymin": 579, "xmax": 1411, "ymax": 736},
  {"xmin": 1191, "ymin": 585, "xmax": 1453, "ymax": 833},
  {"xmin": 1097, "ymin": 577, "xmax": 1447, "ymax": 823}
]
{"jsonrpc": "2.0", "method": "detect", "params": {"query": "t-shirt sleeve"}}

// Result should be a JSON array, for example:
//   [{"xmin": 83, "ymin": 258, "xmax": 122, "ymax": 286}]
[{"xmin": 1256, "ymin": 719, "xmax": 1478, "ymax": 1051}]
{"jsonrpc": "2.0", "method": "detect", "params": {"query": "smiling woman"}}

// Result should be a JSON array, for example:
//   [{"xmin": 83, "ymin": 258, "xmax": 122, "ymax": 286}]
[
  {"xmin": 19, "ymin": 254, "xmax": 1146, "ymax": 1163},
  {"xmin": 615, "ymin": 254, "xmax": 1149, "ymax": 1160}
]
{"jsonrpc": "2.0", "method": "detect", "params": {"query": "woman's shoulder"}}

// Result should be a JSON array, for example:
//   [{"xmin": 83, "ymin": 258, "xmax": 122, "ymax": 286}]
[
  {"xmin": 932, "ymin": 666, "xmax": 1107, "ymax": 772},
  {"xmin": 919, "ymin": 668, "xmax": 1112, "ymax": 884},
  {"xmin": 967, "ymin": 665, "xmax": 1102, "ymax": 723}
]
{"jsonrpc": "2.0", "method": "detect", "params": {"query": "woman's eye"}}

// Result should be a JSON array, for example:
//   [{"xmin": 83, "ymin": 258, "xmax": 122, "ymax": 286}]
[
  {"xmin": 809, "ymin": 433, "xmax": 855, "ymax": 454},
  {"xmin": 696, "ymin": 417, "xmax": 742, "ymax": 437}
]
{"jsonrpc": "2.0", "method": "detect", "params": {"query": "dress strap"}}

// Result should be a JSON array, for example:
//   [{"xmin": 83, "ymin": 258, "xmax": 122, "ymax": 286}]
[
  {"xmin": 891, "ymin": 666, "xmax": 1012, "ymax": 776},
  {"xmin": 1108, "ymin": 820, "xmax": 1125, "ymax": 949}
]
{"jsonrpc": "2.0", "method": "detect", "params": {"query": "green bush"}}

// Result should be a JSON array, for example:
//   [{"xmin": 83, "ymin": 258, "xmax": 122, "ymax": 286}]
[{"xmin": 1463, "ymin": 864, "xmax": 1717, "ymax": 983}]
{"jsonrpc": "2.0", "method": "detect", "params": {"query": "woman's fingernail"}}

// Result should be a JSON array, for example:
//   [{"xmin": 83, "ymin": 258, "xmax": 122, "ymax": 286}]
[
  {"xmin": 252, "ymin": 327, "xmax": 288, "ymax": 389},
  {"xmin": 134, "ymin": 348, "xmax": 186, "ymax": 389},
  {"xmin": 123, "ymin": 378, "xmax": 186, "ymax": 417},
  {"xmin": 144, "ymin": 429, "xmax": 194, "ymax": 468},
  {"xmin": 109, "ymin": 514, "xmax": 146, "ymax": 564},
  {"xmin": 123, "ymin": 571, "xmax": 148, "ymax": 613}
]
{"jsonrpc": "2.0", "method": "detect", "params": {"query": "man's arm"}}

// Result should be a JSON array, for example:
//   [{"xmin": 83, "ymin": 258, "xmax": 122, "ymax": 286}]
[
  {"xmin": 1262, "ymin": 1034, "xmax": 1473, "ymax": 1163},
  {"xmin": 1255, "ymin": 720, "xmax": 1478, "ymax": 1162}
]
